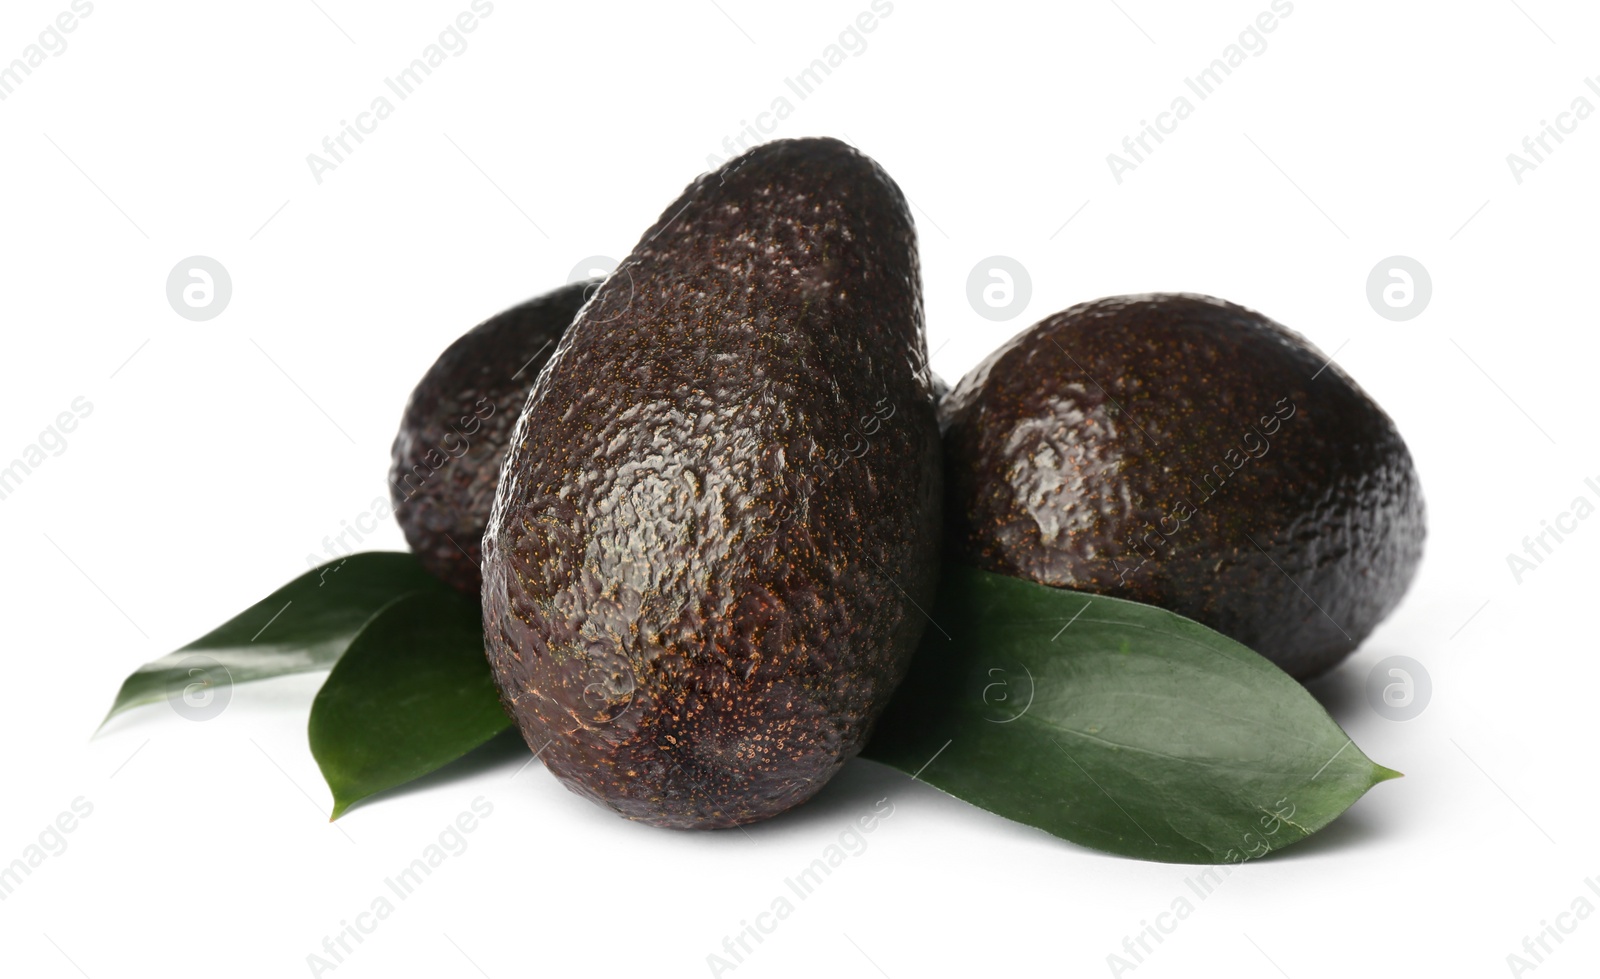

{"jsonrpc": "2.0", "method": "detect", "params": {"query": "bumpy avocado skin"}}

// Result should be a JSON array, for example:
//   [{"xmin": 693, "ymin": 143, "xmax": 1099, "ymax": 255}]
[
  {"xmin": 483, "ymin": 138, "xmax": 941, "ymax": 829},
  {"xmin": 390, "ymin": 281, "xmax": 596, "ymax": 594},
  {"xmin": 942, "ymin": 294, "xmax": 1425, "ymax": 680}
]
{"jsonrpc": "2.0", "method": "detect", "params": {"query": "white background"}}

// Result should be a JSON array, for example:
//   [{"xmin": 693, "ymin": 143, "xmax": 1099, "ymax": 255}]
[{"xmin": 2, "ymin": 1, "xmax": 1597, "ymax": 976}]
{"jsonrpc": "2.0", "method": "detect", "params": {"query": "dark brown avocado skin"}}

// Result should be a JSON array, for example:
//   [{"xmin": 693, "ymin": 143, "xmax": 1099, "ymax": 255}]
[
  {"xmin": 483, "ymin": 138, "xmax": 941, "ymax": 829},
  {"xmin": 942, "ymin": 294, "xmax": 1425, "ymax": 680},
  {"xmin": 389, "ymin": 281, "xmax": 596, "ymax": 594}
]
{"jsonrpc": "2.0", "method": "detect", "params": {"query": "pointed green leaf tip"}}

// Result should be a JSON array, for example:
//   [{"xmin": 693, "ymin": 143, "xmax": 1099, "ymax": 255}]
[
  {"xmin": 100, "ymin": 552, "xmax": 446, "ymax": 727},
  {"xmin": 861, "ymin": 565, "xmax": 1399, "ymax": 864},
  {"xmin": 309, "ymin": 588, "xmax": 513, "ymax": 819}
]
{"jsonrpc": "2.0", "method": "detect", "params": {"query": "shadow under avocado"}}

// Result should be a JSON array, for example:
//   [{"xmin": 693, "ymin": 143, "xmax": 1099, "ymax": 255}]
[
  {"xmin": 339, "ymin": 727, "xmax": 528, "ymax": 816},
  {"xmin": 1303, "ymin": 658, "xmax": 1367, "ymax": 726},
  {"xmin": 728, "ymin": 755, "xmax": 910, "ymax": 843}
]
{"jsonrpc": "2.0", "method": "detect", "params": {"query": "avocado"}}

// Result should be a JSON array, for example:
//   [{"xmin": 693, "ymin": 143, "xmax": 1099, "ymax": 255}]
[
  {"xmin": 483, "ymin": 138, "xmax": 942, "ymax": 829},
  {"xmin": 390, "ymin": 281, "xmax": 596, "ymax": 594},
  {"xmin": 941, "ymin": 294, "xmax": 1424, "ymax": 679}
]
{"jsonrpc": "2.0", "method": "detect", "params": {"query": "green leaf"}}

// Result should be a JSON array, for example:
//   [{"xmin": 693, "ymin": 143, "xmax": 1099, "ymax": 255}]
[
  {"xmin": 862, "ymin": 565, "xmax": 1399, "ymax": 864},
  {"xmin": 309, "ymin": 587, "xmax": 512, "ymax": 819},
  {"xmin": 102, "ymin": 552, "xmax": 446, "ymax": 725}
]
